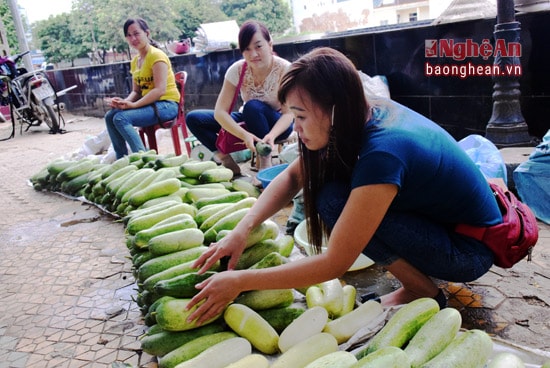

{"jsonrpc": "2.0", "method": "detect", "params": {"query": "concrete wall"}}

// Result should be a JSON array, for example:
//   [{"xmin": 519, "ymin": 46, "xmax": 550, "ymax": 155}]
[{"xmin": 48, "ymin": 11, "xmax": 550, "ymax": 141}]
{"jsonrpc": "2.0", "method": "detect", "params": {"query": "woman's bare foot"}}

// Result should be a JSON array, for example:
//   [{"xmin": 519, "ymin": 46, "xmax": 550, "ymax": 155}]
[
  {"xmin": 216, "ymin": 153, "xmax": 241, "ymax": 175},
  {"xmin": 258, "ymin": 154, "xmax": 272, "ymax": 171},
  {"xmin": 381, "ymin": 258, "xmax": 441, "ymax": 306},
  {"xmin": 380, "ymin": 287, "xmax": 447, "ymax": 308},
  {"xmin": 379, "ymin": 287, "xmax": 430, "ymax": 306}
]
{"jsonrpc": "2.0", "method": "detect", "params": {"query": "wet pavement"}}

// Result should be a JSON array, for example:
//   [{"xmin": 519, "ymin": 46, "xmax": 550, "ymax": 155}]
[{"xmin": 0, "ymin": 115, "xmax": 548, "ymax": 367}]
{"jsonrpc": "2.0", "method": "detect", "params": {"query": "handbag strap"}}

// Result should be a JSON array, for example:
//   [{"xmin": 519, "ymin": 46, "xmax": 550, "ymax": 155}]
[{"xmin": 229, "ymin": 62, "xmax": 247, "ymax": 113}]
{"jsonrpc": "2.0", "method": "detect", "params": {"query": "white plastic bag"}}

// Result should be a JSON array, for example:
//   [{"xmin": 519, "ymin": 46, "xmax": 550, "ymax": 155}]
[
  {"xmin": 514, "ymin": 129, "xmax": 550, "ymax": 224},
  {"xmin": 279, "ymin": 142, "xmax": 299, "ymax": 164},
  {"xmin": 357, "ymin": 71, "xmax": 391, "ymax": 99},
  {"xmin": 458, "ymin": 134, "xmax": 508, "ymax": 184}
]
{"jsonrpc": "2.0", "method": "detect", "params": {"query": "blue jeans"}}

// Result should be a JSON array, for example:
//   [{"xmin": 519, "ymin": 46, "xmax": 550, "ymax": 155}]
[
  {"xmin": 105, "ymin": 100, "xmax": 178, "ymax": 159},
  {"xmin": 186, "ymin": 99, "xmax": 294, "ymax": 152},
  {"xmin": 316, "ymin": 181, "xmax": 494, "ymax": 282}
]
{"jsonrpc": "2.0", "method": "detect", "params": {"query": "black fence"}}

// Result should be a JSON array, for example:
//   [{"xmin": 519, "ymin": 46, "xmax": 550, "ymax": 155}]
[{"xmin": 48, "ymin": 11, "xmax": 550, "ymax": 141}]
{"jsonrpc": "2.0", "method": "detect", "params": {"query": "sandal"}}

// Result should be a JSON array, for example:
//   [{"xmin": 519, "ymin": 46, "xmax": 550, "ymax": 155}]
[{"xmin": 360, "ymin": 292, "xmax": 381, "ymax": 304}]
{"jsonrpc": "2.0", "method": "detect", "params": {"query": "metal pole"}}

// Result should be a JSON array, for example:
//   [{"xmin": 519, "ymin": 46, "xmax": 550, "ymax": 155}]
[
  {"xmin": 485, "ymin": 0, "xmax": 533, "ymax": 147},
  {"xmin": 6, "ymin": 0, "xmax": 33, "ymax": 71}
]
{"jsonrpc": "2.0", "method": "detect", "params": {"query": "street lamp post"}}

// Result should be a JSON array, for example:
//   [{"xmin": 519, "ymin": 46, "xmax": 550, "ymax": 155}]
[{"xmin": 485, "ymin": 0, "xmax": 534, "ymax": 146}]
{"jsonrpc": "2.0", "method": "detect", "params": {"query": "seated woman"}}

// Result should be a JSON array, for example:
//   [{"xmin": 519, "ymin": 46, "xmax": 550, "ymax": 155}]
[
  {"xmin": 105, "ymin": 17, "xmax": 180, "ymax": 159},
  {"xmin": 186, "ymin": 20, "xmax": 294, "ymax": 175}
]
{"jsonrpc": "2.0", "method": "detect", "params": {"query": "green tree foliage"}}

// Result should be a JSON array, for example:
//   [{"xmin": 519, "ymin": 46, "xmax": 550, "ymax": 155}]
[
  {"xmin": 220, "ymin": 0, "xmax": 291, "ymax": 36},
  {"xmin": 172, "ymin": 0, "xmax": 228, "ymax": 40},
  {"xmin": 0, "ymin": 0, "xmax": 29, "ymax": 52},
  {"xmin": 34, "ymin": 14, "xmax": 88, "ymax": 65},
  {"xmin": 5, "ymin": 0, "xmax": 293, "ymax": 65},
  {"xmin": 71, "ymin": 0, "xmax": 181, "ymax": 63}
]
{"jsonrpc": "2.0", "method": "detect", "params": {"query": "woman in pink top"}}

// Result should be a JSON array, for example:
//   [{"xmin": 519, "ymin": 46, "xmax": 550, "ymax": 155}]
[{"xmin": 186, "ymin": 20, "xmax": 294, "ymax": 175}]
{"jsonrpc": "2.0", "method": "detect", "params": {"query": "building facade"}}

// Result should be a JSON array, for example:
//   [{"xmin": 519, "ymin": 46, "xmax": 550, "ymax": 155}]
[{"xmin": 288, "ymin": 0, "xmax": 453, "ymax": 33}]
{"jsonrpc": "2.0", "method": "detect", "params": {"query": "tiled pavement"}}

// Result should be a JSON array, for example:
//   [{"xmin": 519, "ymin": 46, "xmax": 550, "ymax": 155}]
[{"xmin": 0, "ymin": 115, "xmax": 548, "ymax": 367}]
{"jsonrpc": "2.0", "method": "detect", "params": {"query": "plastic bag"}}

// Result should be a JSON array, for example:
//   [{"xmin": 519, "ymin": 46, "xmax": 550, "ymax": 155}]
[
  {"xmin": 513, "ymin": 129, "xmax": 550, "ymax": 224},
  {"xmin": 286, "ymin": 191, "xmax": 304, "ymax": 235},
  {"xmin": 64, "ymin": 129, "xmax": 112, "ymax": 161},
  {"xmin": 357, "ymin": 71, "xmax": 391, "ymax": 98},
  {"xmin": 528, "ymin": 128, "xmax": 550, "ymax": 160},
  {"xmin": 279, "ymin": 142, "xmax": 299, "ymax": 164},
  {"xmin": 458, "ymin": 134, "xmax": 508, "ymax": 184}
]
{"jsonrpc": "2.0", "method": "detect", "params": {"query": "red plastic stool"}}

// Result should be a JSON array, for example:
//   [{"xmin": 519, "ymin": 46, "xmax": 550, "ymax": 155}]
[{"xmin": 138, "ymin": 71, "xmax": 192, "ymax": 156}]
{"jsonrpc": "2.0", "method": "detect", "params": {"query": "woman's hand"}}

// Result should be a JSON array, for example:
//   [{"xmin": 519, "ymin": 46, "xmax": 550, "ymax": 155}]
[
  {"xmin": 113, "ymin": 99, "xmax": 136, "ymax": 110},
  {"xmin": 244, "ymin": 132, "xmax": 261, "ymax": 152},
  {"xmin": 104, "ymin": 97, "xmax": 122, "ymax": 108},
  {"xmin": 262, "ymin": 133, "xmax": 277, "ymax": 148},
  {"xmin": 104, "ymin": 97, "xmax": 136, "ymax": 110},
  {"xmin": 186, "ymin": 270, "xmax": 243, "ymax": 325},
  {"xmin": 192, "ymin": 230, "xmax": 248, "ymax": 274}
]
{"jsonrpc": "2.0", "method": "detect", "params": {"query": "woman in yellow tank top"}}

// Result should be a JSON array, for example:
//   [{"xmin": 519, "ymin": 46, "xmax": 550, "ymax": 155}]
[{"xmin": 104, "ymin": 17, "xmax": 180, "ymax": 159}]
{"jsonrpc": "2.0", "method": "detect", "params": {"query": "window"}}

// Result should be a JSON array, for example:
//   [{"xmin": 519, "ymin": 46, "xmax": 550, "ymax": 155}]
[{"xmin": 409, "ymin": 12, "xmax": 417, "ymax": 22}]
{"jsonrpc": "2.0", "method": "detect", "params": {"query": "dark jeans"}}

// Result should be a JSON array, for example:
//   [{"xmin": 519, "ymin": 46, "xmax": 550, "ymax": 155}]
[
  {"xmin": 316, "ymin": 181, "xmax": 494, "ymax": 282},
  {"xmin": 185, "ymin": 99, "xmax": 293, "ymax": 152}
]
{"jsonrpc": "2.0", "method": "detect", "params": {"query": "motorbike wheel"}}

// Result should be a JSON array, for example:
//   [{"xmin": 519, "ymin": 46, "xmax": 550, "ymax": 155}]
[
  {"xmin": 30, "ymin": 96, "xmax": 60, "ymax": 133},
  {"xmin": 45, "ymin": 104, "xmax": 60, "ymax": 133}
]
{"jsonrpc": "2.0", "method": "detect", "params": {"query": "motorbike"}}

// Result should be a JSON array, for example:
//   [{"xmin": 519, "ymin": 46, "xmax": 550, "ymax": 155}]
[{"xmin": 0, "ymin": 51, "xmax": 72, "ymax": 140}]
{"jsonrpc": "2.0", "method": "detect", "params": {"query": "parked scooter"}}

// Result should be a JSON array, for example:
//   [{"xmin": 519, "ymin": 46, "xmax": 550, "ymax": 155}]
[{"xmin": 0, "ymin": 51, "xmax": 74, "ymax": 140}]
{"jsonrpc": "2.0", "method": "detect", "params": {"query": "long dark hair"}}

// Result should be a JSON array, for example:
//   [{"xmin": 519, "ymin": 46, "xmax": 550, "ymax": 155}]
[
  {"xmin": 238, "ymin": 20, "xmax": 271, "ymax": 52},
  {"xmin": 278, "ymin": 47, "xmax": 370, "ymax": 252},
  {"xmin": 123, "ymin": 18, "xmax": 160, "ymax": 48}
]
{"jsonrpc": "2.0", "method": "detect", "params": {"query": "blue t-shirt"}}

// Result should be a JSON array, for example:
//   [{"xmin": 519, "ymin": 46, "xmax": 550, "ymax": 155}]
[{"xmin": 351, "ymin": 99, "xmax": 502, "ymax": 226}]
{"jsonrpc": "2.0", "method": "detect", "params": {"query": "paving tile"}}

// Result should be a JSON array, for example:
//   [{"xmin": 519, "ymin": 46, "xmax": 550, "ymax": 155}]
[
  {"xmin": 23, "ymin": 353, "xmax": 48, "ymax": 367},
  {"xmin": 7, "ymin": 352, "xmax": 30, "ymax": 368},
  {"xmin": 470, "ymin": 285, "xmax": 506, "ymax": 309},
  {"xmin": 95, "ymin": 349, "xmax": 119, "ymax": 364},
  {"xmin": 121, "ymin": 339, "xmax": 141, "ymax": 352},
  {"xmin": 0, "ymin": 352, "xmax": 24, "ymax": 368},
  {"xmin": 60, "ymin": 330, "xmax": 81, "ymax": 344},
  {"xmin": 32, "ymin": 314, "xmax": 55, "ymax": 329},
  {"xmin": 45, "ymin": 329, "xmax": 64, "ymax": 343},
  {"xmin": 21, "ymin": 327, "xmax": 47, "ymax": 340},
  {"xmin": 15, "ymin": 337, "xmax": 36, "ymax": 353},
  {"xmin": 46, "ymin": 357, "xmax": 71, "ymax": 368},
  {"xmin": 74, "ymin": 349, "xmax": 97, "ymax": 363},
  {"xmin": 116, "ymin": 349, "xmax": 138, "ymax": 363},
  {"xmin": 90, "ymin": 341, "xmax": 108, "ymax": 353},
  {"xmin": 0, "ymin": 351, "xmax": 10, "ymax": 365},
  {"xmin": 70, "ymin": 363, "xmax": 95, "ymax": 368},
  {"xmin": 0, "ymin": 335, "xmax": 19, "ymax": 350}
]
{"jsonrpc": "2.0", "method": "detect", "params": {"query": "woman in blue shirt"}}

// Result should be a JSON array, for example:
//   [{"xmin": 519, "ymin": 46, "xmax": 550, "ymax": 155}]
[{"xmin": 185, "ymin": 47, "xmax": 501, "ymax": 324}]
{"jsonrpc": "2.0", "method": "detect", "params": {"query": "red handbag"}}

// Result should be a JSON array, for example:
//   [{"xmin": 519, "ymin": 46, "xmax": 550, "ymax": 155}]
[
  {"xmin": 455, "ymin": 182, "xmax": 538, "ymax": 268},
  {"xmin": 215, "ymin": 63, "xmax": 248, "ymax": 154}
]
